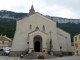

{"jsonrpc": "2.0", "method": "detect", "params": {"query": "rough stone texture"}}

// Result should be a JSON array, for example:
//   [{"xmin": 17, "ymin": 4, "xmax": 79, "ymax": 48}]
[
  {"xmin": 55, "ymin": 51, "xmax": 72, "ymax": 56},
  {"xmin": 53, "ymin": 51, "xmax": 61, "ymax": 56},
  {"xmin": 47, "ymin": 51, "xmax": 61, "ymax": 56},
  {"xmin": 48, "ymin": 51, "xmax": 72, "ymax": 56},
  {"xmin": 9, "ymin": 51, "xmax": 28, "ymax": 57},
  {"xmin": 24, "ymin": 52, "xmax": 55, "ymax": 59}
]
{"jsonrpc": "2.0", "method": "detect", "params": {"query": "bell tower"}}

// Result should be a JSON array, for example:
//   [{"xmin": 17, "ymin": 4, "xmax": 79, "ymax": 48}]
[{"xmin": 28, "ymin": 5, "xmax": 35, "ymax": 16}]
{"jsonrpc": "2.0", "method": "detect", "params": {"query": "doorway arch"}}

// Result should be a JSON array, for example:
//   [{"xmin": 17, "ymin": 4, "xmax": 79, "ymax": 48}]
[
  {"xmin": 34, "ymin": 35, "xmax": 42, "ymax": 52},
  {"xmin": 34, "ymin": 41, "xmax": 40, "ymax": 52}
]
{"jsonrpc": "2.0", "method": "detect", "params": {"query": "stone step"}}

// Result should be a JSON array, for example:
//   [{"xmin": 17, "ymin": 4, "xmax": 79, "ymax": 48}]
[{"xmin": 24, "ymin": 52, "xmax": 55, "ymax": 59}]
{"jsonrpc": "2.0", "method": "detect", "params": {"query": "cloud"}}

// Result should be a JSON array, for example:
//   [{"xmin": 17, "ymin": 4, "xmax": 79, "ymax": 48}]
[
  {"xmin": 37, "ymin": 0, "xmax": 80, "ymax": 19},
  {"xmin": 0, "ymin": 0, "xmax": 80, "ymax": 19}
]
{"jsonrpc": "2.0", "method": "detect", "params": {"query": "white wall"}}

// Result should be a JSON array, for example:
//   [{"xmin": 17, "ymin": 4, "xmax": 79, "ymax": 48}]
[
  {"xmin": 57, "ymin": 28, "xmax": 72, "ymax": 52},
  {"xmin": 11, "ymin": 12, "xmax": 60, "ymax": 51},
  {"xmin": 28, "ymin": 30, "xmax": 47, "ymax": 53}
]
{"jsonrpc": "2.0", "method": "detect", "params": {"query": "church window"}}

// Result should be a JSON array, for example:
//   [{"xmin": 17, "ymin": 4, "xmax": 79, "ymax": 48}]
[
  {"xmin": 36, "ymin": 26, "xmax": 39, "ymax": 30},
  {"xmin": 43, "ymin": 25, "xmax": 45, "ymax": 31},
  {"xmin": 30, "ymin": 24, "xmax": 32, "ymax": 29}
]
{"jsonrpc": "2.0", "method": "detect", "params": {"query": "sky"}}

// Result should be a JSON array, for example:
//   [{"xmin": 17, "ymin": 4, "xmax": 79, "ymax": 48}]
[{"xmin": 0, "ymin": 0, "xmax": 80, "ymax": 19}]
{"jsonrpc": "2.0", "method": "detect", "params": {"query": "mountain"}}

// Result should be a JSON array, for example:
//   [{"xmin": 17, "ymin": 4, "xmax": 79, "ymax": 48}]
[
  {"xmin": 0, "ymin": 10, "xmax": 80, "ymax": 42},
  {"xmin": 0, "ymin": 10, "xmax": 27, "ymax": 38},
  {"xmin": 0, "ymin": 10, "xmax": 27, "ymax": 20},
  {"xmin": 46, "ymin": 15, "xmax": 80, "ymax": 24},
  {"xmin": 46, "ymin": 16, "xmax": 80, "ymax": 42},
  {"xmin": 0, "ymin": 10, "xmax": 80, "ymax": 24}
]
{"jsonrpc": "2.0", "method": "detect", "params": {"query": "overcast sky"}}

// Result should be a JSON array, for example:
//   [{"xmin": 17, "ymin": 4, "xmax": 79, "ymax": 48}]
[{"xmin": 0, "ymin": 0, "xmax": 80, "ymax": 19}]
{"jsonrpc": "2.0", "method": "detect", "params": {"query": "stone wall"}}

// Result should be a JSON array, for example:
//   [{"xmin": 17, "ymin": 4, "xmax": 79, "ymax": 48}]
[{"xmin": 9, "ymin": 51, "xmax": 28, "ymax": 57}]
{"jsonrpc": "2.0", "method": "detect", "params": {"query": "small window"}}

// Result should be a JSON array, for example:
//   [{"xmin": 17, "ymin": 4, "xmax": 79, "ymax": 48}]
[
  {"xmin": 43, "ymin": 25, "xmax": 45, "ymax": 31},
  {"xmin": 76, "ymin": 50, "xmax": 78, "ymax": 55},
  {"xmin": 27, "ymin": 42, "xmax": 29, "ymax": 44},
  {"xmin": 2, "ymin": 41, "xmax": 4, "ymax": 44},
  {"xmin": 75, "ymin": 43, "xmax": 78, "ymax": 48},
  {"xmin": 30, "ymin": 24, "xmax": 32, "ymax": 29}
]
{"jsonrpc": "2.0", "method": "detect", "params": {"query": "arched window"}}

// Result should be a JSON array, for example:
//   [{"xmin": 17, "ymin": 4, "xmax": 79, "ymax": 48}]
[
  {"xmin": 43, "ymin": 25, "xmax": 45, "ymax": 31},
  {"xmin": 36, "ymin": 26, "xmax": 39, "ymax": 30},
  {"xmin": 30, "ymin": 24, "xmax": 32, "ymax": 29}
]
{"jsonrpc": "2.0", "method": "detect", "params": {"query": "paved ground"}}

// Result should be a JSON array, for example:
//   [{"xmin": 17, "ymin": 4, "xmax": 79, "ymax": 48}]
[
  {"xmin": 0, "ymin": 56, "xmax": 80, "ymax": 60},
  {"xmin": 0, "ymin": 56, "xmax": 19, "ymax": 60}
]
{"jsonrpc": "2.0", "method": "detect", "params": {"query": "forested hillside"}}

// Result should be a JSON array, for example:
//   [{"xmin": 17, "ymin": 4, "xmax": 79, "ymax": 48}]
[
  {"xmin": 0, "ymin": 18, "xmax": 16, "ymax": 39},
  {"xmin": 0, "ymin": 19, "xmax": 80, "ymax": 42},
  {"xmin": 57, "ymin": 23, "xmax": 80, "ymax": 42},
  {"xmin": 0, "ymin": 10, "xmax": 27, "ymax": 39},
  {"xmin": 0, "ymin": 10, "xmax": 80, "ymax": 41}
]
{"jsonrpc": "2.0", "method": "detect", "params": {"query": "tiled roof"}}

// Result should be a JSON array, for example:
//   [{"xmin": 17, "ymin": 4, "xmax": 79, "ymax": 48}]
[
  {"xmin": 0, "ymin": 36, "xmax": 11, "ymax": 41},
  {"xmin": 74, "ymin": 32, "xmax": 80, "ymax": 36}
]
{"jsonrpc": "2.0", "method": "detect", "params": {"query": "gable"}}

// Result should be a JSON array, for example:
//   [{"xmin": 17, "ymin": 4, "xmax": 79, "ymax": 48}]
[
  {"xmin": 28, "ymin": 30, "xmax": 47, "ymax": 39},
  {"xmin": 17, "ymin": 12, "xmax": 56, "ymax": 24},
  {"xmin": 28, "ymin": 12, "xmax": 56, "ymax": 24},
  {"xmin": 28, "ymin": 30, "xmax": 47, "ymax": 35},
  {"xmin": 0, "ymin": 36, "xmax": 11, "ymax": 41},
  {"xmin": 16, "ymin": 12, "xmax": 57, "ymax": 32}
]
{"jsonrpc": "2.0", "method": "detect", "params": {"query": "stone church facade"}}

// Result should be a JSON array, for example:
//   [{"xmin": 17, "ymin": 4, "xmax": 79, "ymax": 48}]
[{"xmin": 10, "ymin": 5, "xmax": 72, "ymax": 56}]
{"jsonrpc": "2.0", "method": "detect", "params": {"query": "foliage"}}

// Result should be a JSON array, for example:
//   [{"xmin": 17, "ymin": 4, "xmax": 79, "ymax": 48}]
[
  {"xmin": 0, "ymin": 10, "xmax": 80, "ymax": 42},
  {"xmin": 0, "ymin": 18, "xmax": 80, "ymax": 42},
  {"xmin": 59, "ymin": 54, "xmax": 63, "ymax": 57},
  {"xmin": 0, "ymin": 19, "xmax": 16, "ymax": 39},
  {"xmin": 31, "ymin": 50, "xmax": 34, "ymax": 52},
  {"xmin": 43, "ymin": 50, "xmax": 45, "ymax": 52},
  {"xmin": 57, "ymin": 23, "xmax": 80, "ymax": 42},
  {"xmin": 0, "ymin": 10, "xmax": 27, "ymax": 40},
  {"xmin": 38, "ymin": 54, "xmax": 44, "ymax": 59}
]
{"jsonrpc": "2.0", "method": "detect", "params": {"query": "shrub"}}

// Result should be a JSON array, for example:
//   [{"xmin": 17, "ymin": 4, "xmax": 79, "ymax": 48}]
[
  {"xmin": 32, "ymin": 50, "xmax": 34, "ymax": 52},
  {"xmin": 43, "ymin": 50, "xmax": 45, "ymax": 52},
  {"xmin": 59, "ymin": 54, "xmax": 63, "ymax": 57},
  {"xmin": 38, "ymin": 54, "xmax": 44, "ymax": 59}
]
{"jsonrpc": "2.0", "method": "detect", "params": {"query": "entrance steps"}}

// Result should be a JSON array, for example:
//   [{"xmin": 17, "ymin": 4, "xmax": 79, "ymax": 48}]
[{"xmin": 24, "ymin": 52, "xmax": 55, "ymax": 59}]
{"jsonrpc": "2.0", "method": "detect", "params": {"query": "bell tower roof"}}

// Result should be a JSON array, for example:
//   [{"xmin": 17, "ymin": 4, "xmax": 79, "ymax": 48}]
[{"xmin": 28, "ymin": 5, "xmax": 35, "ymax": 16}]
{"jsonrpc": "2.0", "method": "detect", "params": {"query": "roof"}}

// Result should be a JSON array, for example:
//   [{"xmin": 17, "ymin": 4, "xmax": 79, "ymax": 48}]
[
  {"xmin": 28, "ymin": 29, "xmax": 47, "ymax": 35},
  {"xmin": 57, "ymin": 27, "xmax": 70, "ymax": 35},
  {"xmin": 74, "ymin": 32, "xmax": 80, "ymax": 36},
  {"xmin": 0, "ymin": 35, "xmax": 11, "ymax": 41},
  {"xmin": 16, "ymin": 5, "xmax": 57, "ymax": 23}
]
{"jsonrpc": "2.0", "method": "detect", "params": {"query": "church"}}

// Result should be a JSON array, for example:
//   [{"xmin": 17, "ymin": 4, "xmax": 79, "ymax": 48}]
[{"xmin": 10, "ymin": 5, "xmax": 72, "ymax": 56}]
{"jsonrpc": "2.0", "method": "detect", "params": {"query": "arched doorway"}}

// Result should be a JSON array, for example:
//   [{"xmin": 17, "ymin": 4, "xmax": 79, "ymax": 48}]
[
  {"xmin": 34, "ymin": 41, "xmax": 40, "ymax": 52},
  {"xmin": 34, "ymin": 35, "xmax": 42, "ymax": 52}
]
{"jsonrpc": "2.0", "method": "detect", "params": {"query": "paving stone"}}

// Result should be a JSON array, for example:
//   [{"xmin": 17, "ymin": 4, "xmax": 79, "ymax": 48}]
[{"xmin": 23, "ymin": 52, "xmax": 55, "ymax": 59}]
